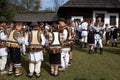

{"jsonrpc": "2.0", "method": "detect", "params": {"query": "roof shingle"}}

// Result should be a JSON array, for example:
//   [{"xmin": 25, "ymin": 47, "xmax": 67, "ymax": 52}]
[
  {"xmin": 62, "ymin": 0, "xmax": 120, "ymax": 8},
  {"xmin": 13, "ymin": 13, "xmax": 58, "ymax": 22}
]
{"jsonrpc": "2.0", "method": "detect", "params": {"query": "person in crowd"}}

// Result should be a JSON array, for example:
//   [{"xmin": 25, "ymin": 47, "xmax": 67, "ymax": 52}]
[
  {"xmin": 94, "ymin": 17, "xmax": 104, "ymax": 55},
  {"xmin": 7, "ymin": 22, "xmax": 24, "ymax": 77},
  {"xmin": 27, "ymin": 22, "xmax": 45, "ymax": 78},
  {"xmin": 104, "ymin": 24, "xmax": 111, "ymax": 46},
  {"xmin": 66, "ymin": 19, "xmax": 75, "ymax": 66},
  {"xmin": 0, "ymin": 21, "xmax": 8, "ymax": 74},
  {"xmin": 58, "ymin": 18, "xmax": 73, "ymax": 71},
  {"xmin": 87, "ymin": 19, "xmax": 95, "ymax": 54},
  {"xmin": 81, "ymin": 18, "xmax": 88, "ymax": 48},
  {"xmin": 48, "ymin": 23, "xmax": 62, "ymax": 76},
  {"xmin": 110, "ymin": 23, "xmax": 119, "ymax": 47}
]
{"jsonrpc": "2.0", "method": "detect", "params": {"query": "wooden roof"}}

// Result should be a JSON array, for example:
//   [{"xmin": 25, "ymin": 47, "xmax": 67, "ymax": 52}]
[
  {"xmin": 61, "ymin": 0, "xmax": 120, "ymax": 8},
  {"xmin": 13, "ymin": 12, "xmax": 58, "ymax": 22}
]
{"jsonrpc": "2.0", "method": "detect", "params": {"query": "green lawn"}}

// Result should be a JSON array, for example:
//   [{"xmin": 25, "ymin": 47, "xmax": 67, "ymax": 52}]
[{"xmin": 0, "ymin": 41, "xmax": 120, "ymax": 80}]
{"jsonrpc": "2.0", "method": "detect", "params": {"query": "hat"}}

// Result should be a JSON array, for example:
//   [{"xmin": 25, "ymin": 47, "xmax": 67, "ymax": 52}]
[
  {"xmin": 58, "ymin": 18, "xmax": 66, "ymax": 23},
  {"xmin": 30, "ymin": 22, "xmax": 38, "ymax": 27},
  {"xmin": 16, "ymin": 22, "xmax": 23, "ymax": 25}
]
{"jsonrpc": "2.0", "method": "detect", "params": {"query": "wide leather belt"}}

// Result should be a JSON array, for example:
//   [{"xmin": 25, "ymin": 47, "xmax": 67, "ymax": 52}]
[{"xmin": 62, "ymin": 50, "xmax": 69, "ymax": 53}]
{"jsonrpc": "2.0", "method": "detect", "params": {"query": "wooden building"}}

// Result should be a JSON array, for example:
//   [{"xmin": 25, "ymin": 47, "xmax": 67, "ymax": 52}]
[
  {"xmin": 58, "ymin": 0, "xmax": 120, "ymax": 27},
  {"xmin": 13, "ymin": 12, "xmax": 58, "ymax": 24}
]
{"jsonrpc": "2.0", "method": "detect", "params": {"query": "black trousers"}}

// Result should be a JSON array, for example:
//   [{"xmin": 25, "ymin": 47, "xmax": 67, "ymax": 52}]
[{"xmin": 9, "ymin": 47, "xmax": 21, "ymax": 67}]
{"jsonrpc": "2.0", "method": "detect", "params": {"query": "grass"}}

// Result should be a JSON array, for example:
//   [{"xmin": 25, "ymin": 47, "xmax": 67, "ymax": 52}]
[{"xmin": 0, "ymin": 40, "xmax": 120, "ymax": 80}]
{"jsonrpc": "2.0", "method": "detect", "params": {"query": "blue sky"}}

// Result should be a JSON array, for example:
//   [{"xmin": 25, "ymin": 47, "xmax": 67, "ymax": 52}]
[{"xmin": 41, "ymin": 0, "xmax": 69, "ymax": 10}]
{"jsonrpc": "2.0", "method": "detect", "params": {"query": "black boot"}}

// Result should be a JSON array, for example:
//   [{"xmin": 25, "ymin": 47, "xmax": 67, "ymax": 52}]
[
  {"xmin": 115, "ymin": 43, "xmax": 117, "ymax": 47},
  {"xmin": 88, "ymin": 49, "xmax": 91, "ymax": 54},
  {"xmin": 94, "ymin": 47, "xmax": 97, "ymax": 53},
  {"xmin": 100, "ymin": 48, "xmax": 103, "ymax": 55},
  {"xmin": 80, "ymin": 42, "xmax": 83, "ymax": 48},
  {"xmin": 112, "ymin": 43, "xmax": 114, "ymax": 47},
  {"xmin": 84, "ymin": 43, "xmax": 87, "ymax": 48},
  {"xmin": 89, "ymin": 49, "xmax": 93, "ymax": 54}
]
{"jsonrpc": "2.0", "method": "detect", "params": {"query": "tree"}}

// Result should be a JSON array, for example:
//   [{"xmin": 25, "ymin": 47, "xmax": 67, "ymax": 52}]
[
  {"xmin": 9, "ymin": 0, "xmax": 41, "ymax": 12},
  {"xmin": 0, "ymin": 0, "xmax": 16, "ymax": 21},
  {"xmin": 53, "ymin": 0, "xmax": 67, "ymax": 11}
]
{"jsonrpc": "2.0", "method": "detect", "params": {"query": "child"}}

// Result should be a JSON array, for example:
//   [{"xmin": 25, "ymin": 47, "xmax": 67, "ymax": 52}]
[
  {"xmin": 0, "ymin": 22, "xmax": 8, "ymax": 74},
  {"xmin": 7, "ymin": 22, "xmax": 24, "ymax": 77},
  {"xmin": 27, "ymin": 22, "xmax": 45, "ymax": 78}
]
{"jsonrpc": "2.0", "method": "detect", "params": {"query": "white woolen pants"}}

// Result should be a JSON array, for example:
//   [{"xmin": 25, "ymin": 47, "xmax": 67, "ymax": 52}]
[
  {"xmin": 0, "ymin": 56, "xmax": 7, "ymax": 71},
  {"xmin": 94, "ymin": 39, "xmax": 103, "ymax": 48},
  {"xmin": 29, "ymin": 61, "xmax": 42, "ymax": 74},
  {"xmin": 81, "ymin": 36, "xmax": 87, "ymax": 43},
  {"xmin": 61, "ymin": 51, "xmax": 69, "ymax": 68}
]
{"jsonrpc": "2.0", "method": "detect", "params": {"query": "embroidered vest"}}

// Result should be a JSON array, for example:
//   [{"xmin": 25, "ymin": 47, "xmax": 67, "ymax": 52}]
[
  {"xmin": 29, "ymin": 30, "xmax": 43, "ymax": 51},
  {"xmin": 49, "ymin": 31, "xmax": 63, "ymax": 54},
  {"xmin": 6, "ymin": 30, "xmax": 22, "ymax": 48},
  {"xmin": 61, "ymin": 26, "xmax": 73, "ymax": 48}
]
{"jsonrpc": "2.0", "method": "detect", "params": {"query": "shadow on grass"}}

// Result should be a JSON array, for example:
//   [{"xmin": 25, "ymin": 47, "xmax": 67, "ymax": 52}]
[
  {"xmin": 42, "ymin": 52, "xmax": 50, "ymax": 74},
  {"xmin": 74, "ymin": 78, "xmax": 88, "ymax": 80},
  {"xmin": 21, "ymin": 55, "xmax": 29, "ymax": 73},
  {"xmin": 73, "ymin": 45, "xmax": 89, "ymax": 54},
  {"xmin": 73, "ymin": 78, "xmax": 105, "ymax": 80},
  {"xmin": 104, "ymin": 47, "xmax": 120, "ymax": 55}
]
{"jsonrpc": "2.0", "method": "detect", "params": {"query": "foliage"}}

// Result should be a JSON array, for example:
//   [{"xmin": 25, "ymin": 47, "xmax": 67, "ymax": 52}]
[
  {"xmin": 0, "ymin": 0, "xmax": 16, "ymax": 21},
  {"xmin": 9, "ymin": 0, "xmax": 41, "ymax": 12}
]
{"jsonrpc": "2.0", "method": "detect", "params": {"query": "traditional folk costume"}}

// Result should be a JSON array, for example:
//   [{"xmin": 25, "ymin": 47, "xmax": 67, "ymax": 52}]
[
  {"xmin": 27, "ymin": 23, "xmax": 45, "ymax": 78},
  {"xmin": 81, "ymin": 22, "xmax": 88, "ymax": 48},
  {"xmin": 110, "ymin": 26, "xmax": 118, "ymax": 47},
  {"xmin": 69, "ymin": 25, "xmax": 75, "ymax": 62},
  {"xmin": 59, "ymin": 25, "xmax": 73, "ymax": 71},
  {"xmin": 94, "ymin": 22, "xmax": 104, "ymax": 54},
  {"xmin": 20, "ymin": 25, "xmax": 29, "ymax": 55},
  {"xmin": 104, "ymin": 26, "xmax": 111, "ymax": 46},
  {"xmin": 0, "ymin": 27, "xmax": 8, "ymax": 74},
  {"xmin": 87, "ymin": 24, "xmax": 95, "ymax": 54},
  {"xmin": 6, "ymin": 26, "xmax": 24, "ymax": 76},
  {"xmin": 48, "ymin": 28, "xmax": 62, "ymax": 76}
]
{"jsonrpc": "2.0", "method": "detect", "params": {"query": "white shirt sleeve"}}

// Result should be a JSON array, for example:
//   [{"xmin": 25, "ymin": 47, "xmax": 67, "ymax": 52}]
[
  {"xmin": 0, "ymin": 31, "xmax": 8, "ymax": 41},
  {"xmin": 41, "ymin": 33, "xmax": 46, "ymax": 46},
  {"xmin": 63, "ymin": 29, "xmax": 68, "ymax": 41},
  {"xmin": 24, "ymin": 33, "xmax": 29, "ymax": 45}
]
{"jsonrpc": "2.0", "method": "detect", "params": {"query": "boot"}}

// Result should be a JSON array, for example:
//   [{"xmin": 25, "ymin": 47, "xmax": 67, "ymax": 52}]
[
  {"xmin": 84, "ymin": 43, "xmax": 87, "ymax": 48},
  {"xmin": 88, "ymin": 49, "xmax": 92, "ymax": 54},
  {"xmin": 115, "ymin": 43, "xmax": 117, "ymax": 47},
  {"xmin": 80, "ymin": 42, "xmax": 83, "ymax": 48},
  {"xmin": 112, "ymin": 43, "xmax": 114, "ymax": 47},
  {"xmin": 100, "ymin": 48, "xmax": 103, "ymax": 55},
  {"xmin": 94, "ymin": 47, "xmax": 97, "ymax": 53}
]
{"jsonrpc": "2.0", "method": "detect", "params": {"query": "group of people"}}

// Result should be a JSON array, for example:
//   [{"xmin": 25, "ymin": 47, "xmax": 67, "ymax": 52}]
[
  {"xmin": 74, "ymin": 17, "xmax": 119, "ymax": 54},
  {"xmin": 0, "ymin": 17, "xmax": 119, "ymax": 78},
  {"xmin": 0, "ymin": 18, "xmax": 74, "ymax": 78}
]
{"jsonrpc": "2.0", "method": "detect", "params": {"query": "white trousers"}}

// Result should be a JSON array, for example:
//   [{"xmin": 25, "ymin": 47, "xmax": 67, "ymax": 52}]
[
  {"xmin": 94, "ymin": 39, "xmax": 103, "ymax": 48},
  {"xmin": 29, "ymin": 61, "xmax": 42, "ymax": 74},
  {"xmin": 29, "ymin": 51, "xmax": 44, "ymax": 62},
  {"xmin": 0, "ymin": 56, "xmax": 7, "ymax": 71},
  {"xmin": 61, "ymin": 51, "xmax": 69, "ymax": 68},
  {"xmin": 21, "ymin": 44, "xmax": 26, "ymax": 53},
  {"xmin": 81, "ymin": 36, "xmax": 87, "ymax": 43}
]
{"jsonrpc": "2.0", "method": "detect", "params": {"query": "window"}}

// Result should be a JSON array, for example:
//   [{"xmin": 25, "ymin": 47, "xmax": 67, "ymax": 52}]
[{"xmin": 110, "ymin": 16, "xmax": 116, "ymax": 25}]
